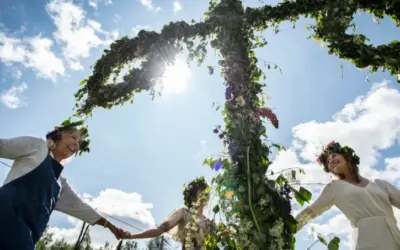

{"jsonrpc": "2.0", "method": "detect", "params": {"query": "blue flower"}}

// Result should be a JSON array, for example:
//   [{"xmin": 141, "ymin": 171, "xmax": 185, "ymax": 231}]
[{"xmin": 213, "ymin": 160, "xmax": 223, "ymax": 171}]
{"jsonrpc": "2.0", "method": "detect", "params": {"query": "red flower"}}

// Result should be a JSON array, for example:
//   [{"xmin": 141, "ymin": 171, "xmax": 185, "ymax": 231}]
[{"xmin": 258, "ymin": 108, "xmax": 279, "ymax": 129}]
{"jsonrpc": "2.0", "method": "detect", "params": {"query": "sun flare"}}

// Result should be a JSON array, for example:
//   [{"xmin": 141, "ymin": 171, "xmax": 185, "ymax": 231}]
[{"xmin": 160, "ymin": 59, "xmax": 191, "ymax": 94}]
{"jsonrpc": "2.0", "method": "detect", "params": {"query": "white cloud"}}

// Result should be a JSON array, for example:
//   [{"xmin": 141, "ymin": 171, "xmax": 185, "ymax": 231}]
[
  {"xmin": 46, "ymin": 0, "xmax": 115, "ymax": 71},
  {"xmin": 12, "ymin": 69, "xmax": 22, "ymax": 80},
  {"xmin": 173, "ymin": 1, "xmax": 182, "ymax": 12},
  {"xmin": 269, "ymin": 80, "xmax": 400, "ymax": 248},
  {"xmin": 194, "ymin": 140, "xmax": 207, "ymax": 159},
  {"xmin": 48, "ymin": 188, "xmax": 154, "ymax": 248},
  {"xmin": 88, "ymin": 0, "xmax": 98, "ymax": 8},
  {"xmin": 113, "ymin": 14, "xmax": 121, "ymax": 23},
  {"xmin": 139, "ymin": 0, "xmax": 162, "ymax": 12},
  {"xmin": 1, "ymin": 82, "xmax": 28, "ymax": 109},
  {"xmin": 0, "ymin": 33, "xmax": 64, "ymax": 81},
  {"xmin": 88, "ymin": 0, "xmax": 112, "ymax": 8}
]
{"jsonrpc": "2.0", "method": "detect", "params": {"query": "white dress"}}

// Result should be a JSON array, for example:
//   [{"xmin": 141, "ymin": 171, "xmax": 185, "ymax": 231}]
[{"xmin": 296, "ymin": 179, "xmax": 400, "ymax": 250}]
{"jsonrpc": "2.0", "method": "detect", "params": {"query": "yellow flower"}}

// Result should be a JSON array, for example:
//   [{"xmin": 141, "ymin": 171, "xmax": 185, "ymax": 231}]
[{"xmin": 225, "ymin": 191, "xmax": 235, "ymax": 199}]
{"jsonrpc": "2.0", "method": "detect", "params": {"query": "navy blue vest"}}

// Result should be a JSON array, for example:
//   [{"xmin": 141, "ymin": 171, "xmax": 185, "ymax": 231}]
[{"xmin": 0, "ymin": 154, "xmax": 63, "ymax": 249}]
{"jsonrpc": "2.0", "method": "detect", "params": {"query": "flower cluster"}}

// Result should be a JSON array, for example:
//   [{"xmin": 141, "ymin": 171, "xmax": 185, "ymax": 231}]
[
  {"xmin": 254, "ymin": 107, "xmax": 279, "ymax": 128},
  {"xmin": 317, "ymin": 140, "xmax": 361, "ymax": 172},
  {"xmin": 184, "ymin": 188, "xmax": 211, "ymax": 249}
]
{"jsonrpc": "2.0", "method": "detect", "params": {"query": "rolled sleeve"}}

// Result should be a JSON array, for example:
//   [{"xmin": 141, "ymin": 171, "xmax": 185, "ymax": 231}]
[{"xmin": 55, "ymin": 177, "xmax": 102, "ymax": 225}]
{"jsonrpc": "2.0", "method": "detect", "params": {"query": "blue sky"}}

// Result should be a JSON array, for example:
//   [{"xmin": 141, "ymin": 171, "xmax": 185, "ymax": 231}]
[{"xmin": 0, "ymin": 0, "xmax": 400, "ymax": 249}]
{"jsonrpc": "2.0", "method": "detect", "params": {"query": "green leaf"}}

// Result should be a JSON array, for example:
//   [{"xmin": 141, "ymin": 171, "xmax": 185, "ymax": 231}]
[
  {"xmin": 317, "ymin": 235, "xmax": 327, "ymax": 245},
  {"xmin": 207, "ymin": 66, "xmax": 214, "ymax": 75},
  {"xmin": 276, "ymin": 174, "xmax": 287, "ymax": 186},
  {"xmin": 289, "ymin": 185, "xmax": 312, "ymax": 206},
  {"xmin": 203, "ymin": 157, "xmax": 213, "ymax": 166},
  {"xmin": 291, "ymin": 170, "xmax": 296, "ymax": 180},
  {"xmin": 79, "ymin": 79, "xmax": 87, "ymax": 86},
  {"xmin": 271, "ymin": 143, "xmax": 286, "ymax": 151},
  {"xmin": 213, "ymin": 205, "xmax": 220, "ymax": 214},
  {"xmin": 328, "ymin": 236, "xmax": 340, "ymax": 250}
]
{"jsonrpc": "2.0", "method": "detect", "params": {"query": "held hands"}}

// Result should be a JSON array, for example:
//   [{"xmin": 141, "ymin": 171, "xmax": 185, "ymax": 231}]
[{"xmin": 105, "ymin": 222, "xmax": 131, "ymax": 240}]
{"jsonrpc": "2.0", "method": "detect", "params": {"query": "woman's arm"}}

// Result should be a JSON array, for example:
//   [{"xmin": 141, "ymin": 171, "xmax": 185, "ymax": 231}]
[
  {"xmin": 379, "ymin": 179, "xmax": 400, "ymax": 209},
  {"xmin": 0, "ymin": 136, "xmax": 46, "ymax": 160},
  {"xmin": 130, "ymin": 208, "xmax": 184, "ymax": 239},
  {"xmin": 56, "ymin": 178, "xmax": 131, "ymax": 239},
  {"xmin": 295, "ymin": 182, "xmax": 336, "ymax": 232},
  {"xmin": 55, "ymin": 177, "xmax": 102, "ymax": 225}
]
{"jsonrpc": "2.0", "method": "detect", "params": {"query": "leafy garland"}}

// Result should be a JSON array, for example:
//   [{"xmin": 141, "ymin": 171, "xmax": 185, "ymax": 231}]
[{"xmin": 67, "ymin": 0, "xmax": 400, "ymax": 249}]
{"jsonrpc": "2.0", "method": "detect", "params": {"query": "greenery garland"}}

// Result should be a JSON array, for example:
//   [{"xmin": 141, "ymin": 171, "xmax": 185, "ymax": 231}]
[{"xmin": 67, "ymin": 0, "xmax": 400, "ymax": 249}]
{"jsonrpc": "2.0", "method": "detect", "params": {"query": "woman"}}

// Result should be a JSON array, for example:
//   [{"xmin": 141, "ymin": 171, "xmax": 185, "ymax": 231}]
[
  {"xmin": 0, "ymin": 123, "xmax": 131, "ymax": 250},
  {"xmin": 295, "ymin": 141, "xmax": 400, "ymax": 249},
  {"xmin": 128, "ymin": 177, "xmax": 216, "ymax": 249}
]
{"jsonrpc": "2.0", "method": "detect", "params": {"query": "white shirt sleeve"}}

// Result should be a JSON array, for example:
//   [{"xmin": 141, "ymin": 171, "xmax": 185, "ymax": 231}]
[
  {"xmin": 0, "ymin": 136, "xmax": 46, "ymax": 160},
  {"xmin": 55, "ymin": 177, "xmax": 102, "ymax": 225},
  {"xmin": 1, "ymin": 136, "xmax": 48, "ymax": 185},
  {"xmin": 295, "ymin": 181, "xmax": 336, "ymax": 232}
]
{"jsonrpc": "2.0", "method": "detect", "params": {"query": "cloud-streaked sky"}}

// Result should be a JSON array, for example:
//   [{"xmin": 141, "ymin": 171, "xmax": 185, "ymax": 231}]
[{"xmin": 0, "ymin": 0, "xmax": 399, "ymax": 249}]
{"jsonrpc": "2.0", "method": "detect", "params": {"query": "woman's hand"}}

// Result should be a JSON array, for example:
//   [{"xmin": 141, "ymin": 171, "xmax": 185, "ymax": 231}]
[{"xmin": 106, "ymin": 222, "xmax": 131, "ymax": 240}]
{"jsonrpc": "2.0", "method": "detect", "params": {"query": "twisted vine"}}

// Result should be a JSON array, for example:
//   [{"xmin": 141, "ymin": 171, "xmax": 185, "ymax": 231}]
[{"xmin": 68, "ymin": 0, "xmax": 400, "ymax": 249}]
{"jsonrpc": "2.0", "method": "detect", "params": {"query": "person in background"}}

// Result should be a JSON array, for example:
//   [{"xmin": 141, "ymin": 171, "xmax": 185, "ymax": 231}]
[
  {"xmin": 295, "ymin": 141, "xmax": 400, "ymax": 250},
  {"xmin": 0, "ymin": 123, "xmax": 131, "ymax": 250},
  {"xmin": 128, "ymin": 177, "xmax": 216, "ymax": 249}
]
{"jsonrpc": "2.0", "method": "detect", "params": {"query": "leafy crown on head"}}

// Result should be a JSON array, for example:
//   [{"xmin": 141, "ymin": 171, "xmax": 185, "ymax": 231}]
[
  {"xmin": 317, "ymin": 141, "xmax": 360, "ymax": 172},
  {"xmin": 182, "ymin": 176, "xmax": 209, "ymax": 208},
  {"xmin": 46, "ymin": 118, "xmax": 90, "ymax": 155}
]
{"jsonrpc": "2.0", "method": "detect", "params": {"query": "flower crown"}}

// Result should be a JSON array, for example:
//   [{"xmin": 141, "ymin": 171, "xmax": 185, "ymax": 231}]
[
  {"xmin": 317, "ymin": 141, "xmax": 360, "ymax": 172},
  {"xmin": 182, "ymin": 176, "xmax": 209, "ymax": 208},
  {"xmin": 46, "ymin": 119, "xmax": 90, "ymax": 155}
]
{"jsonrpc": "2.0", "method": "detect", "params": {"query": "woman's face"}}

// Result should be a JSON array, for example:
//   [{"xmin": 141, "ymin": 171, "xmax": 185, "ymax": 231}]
[
  {"xmin": 53, "ymin": 130, "xmax": 81, "ymax": 161},
  {"xmin": 327, "ymin": 153, "xmax": 348, "ymax": 175}
]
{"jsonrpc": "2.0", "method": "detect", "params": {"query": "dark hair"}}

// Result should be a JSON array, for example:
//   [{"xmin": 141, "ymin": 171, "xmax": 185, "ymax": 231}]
[
  {"xmin": 317, "ymin": 141, "xmax": 361, "ymax": 182},
  {"xmin": 183, "ymin": 177, "xmax": 209, "ymax": 208}
]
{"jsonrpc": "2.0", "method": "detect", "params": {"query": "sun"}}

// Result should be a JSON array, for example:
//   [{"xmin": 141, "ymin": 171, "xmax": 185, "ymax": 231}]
[{"xmin": 160, "ymin": 59, "xmax": 191, "ymax": 95}]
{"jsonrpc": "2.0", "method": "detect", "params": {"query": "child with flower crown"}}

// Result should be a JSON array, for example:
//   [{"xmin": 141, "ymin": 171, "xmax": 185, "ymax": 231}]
[
  {"xmin": 128, "ymin": 177, "xmax": 216, "ymax": 249},
  {"xmin": 295, "ymin": 141, "xmax": 400, "ymax": 250}
]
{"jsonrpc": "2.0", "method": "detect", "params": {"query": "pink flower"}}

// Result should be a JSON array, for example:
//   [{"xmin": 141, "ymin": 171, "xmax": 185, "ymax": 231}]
[
  {"xmin": 258, "ymin": 108, "xmax": 279, "ymax": 129},
  {"xmin": 328, "ymin": 140, "xmax": 335, "ymax": 146}
]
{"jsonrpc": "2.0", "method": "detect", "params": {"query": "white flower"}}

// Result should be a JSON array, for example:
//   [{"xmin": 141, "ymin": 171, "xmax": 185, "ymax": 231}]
[{"xmin": 236, "ymin": 96, "xmax": 245, "ymax": 107}]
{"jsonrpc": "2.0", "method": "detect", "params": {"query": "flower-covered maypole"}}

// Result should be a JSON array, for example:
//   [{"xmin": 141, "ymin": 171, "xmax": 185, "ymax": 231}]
[{"xmin": 204, "ymin": 0, "xmax": 295, "ymax": 248}]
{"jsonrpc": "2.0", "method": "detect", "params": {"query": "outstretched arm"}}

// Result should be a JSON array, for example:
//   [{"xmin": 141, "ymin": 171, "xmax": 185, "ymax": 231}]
[
  {"xmin": 130, "ymin": 208, "xmax": 184, "ymax": 239},
  {"xmin": 0, "ymin": 136, "xmax": 47, "ymax": 161},
  {"xmin": 55, "ymin": 177, "xmax": 130, "ymax": 239},
  {"xmin": 295, "ymin": 182, "xmax": 336, "ymax": 232},
  {"xmin": 379, "ymin": 179, "xmax": 400, "ymax": 209}
]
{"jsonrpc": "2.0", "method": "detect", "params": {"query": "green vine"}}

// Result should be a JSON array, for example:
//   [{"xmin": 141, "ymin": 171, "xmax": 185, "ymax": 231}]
[{"xmin": 67, "ymin": 0, "xmax": 400, "ymax": 249}]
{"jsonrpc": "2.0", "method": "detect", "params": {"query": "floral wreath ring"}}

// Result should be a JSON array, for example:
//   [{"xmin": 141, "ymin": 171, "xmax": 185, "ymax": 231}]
[{"xmin": 317, "ymin": 141, "xmax": 360, "ymax": 173}]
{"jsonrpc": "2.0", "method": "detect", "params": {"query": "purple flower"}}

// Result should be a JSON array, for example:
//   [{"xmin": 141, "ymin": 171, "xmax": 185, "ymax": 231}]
[
  {"xmin": 225, "ymin": 85, "xmax": 232, "ymax": 100},
  {"xmin": 213, "ymin": 160, "xmax": 223, "ymax": 171}
]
